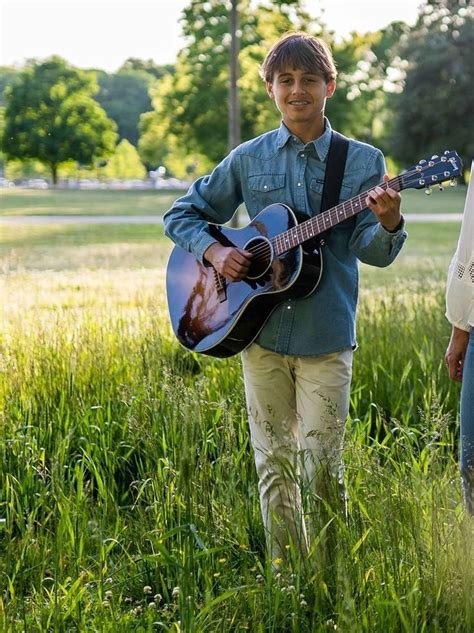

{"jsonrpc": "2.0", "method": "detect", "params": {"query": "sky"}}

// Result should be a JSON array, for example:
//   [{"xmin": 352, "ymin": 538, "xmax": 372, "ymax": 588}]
[{"xmin": 0, "ymin": 0, "xmax": 422, "ymax": 72}]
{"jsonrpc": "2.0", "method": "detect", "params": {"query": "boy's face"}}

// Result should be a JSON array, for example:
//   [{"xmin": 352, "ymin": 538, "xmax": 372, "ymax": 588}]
[{"xmin": 266, "ymin": 66, "xmax": 336, "ymax": 131}]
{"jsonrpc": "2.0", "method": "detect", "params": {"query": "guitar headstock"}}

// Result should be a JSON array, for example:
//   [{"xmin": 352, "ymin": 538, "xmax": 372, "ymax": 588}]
[{"xmin": 401, "ymin": 151, "xmax": 463, "ymax": 192}]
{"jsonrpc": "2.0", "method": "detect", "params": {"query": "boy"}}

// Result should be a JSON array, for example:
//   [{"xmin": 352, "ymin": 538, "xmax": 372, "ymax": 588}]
[{"xmin": 163, "ymin": 32, "xmax": 406, "ymax": 562}]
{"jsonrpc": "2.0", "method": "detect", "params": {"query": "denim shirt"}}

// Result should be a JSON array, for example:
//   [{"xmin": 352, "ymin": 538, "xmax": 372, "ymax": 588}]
[{"xmin": 163, "ymin": 118, "xmax": 407, "ymax": 356}]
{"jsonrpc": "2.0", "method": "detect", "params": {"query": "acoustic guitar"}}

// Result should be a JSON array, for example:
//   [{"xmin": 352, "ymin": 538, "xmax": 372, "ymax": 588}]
[{"xmin": 166, "ymin": 151, "xmax": 462, "ymax": 358}]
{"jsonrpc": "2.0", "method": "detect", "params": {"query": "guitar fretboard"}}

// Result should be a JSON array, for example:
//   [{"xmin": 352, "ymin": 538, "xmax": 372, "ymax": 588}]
[{"xmin": 272, "ymin": 175, "xmax": 403, "ymax": 255}]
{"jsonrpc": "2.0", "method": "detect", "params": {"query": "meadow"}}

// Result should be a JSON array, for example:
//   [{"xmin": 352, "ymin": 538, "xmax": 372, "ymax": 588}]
[
  {"xmin": 0, "ymin": 189, "xmax": 178, "ymax": 217},
  {"xmin": 0, "ymin": 183, "xmax": 468, "ymax": 217},
  {"xmin": 0, "ymin": 189, "xmax": 472, "ymax": 632}
]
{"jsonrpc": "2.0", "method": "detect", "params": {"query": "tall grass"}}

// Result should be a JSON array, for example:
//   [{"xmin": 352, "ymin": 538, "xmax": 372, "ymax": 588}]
[{"xmin": 0, "ymin": 266, "xmax": 472, "ymax": 631}]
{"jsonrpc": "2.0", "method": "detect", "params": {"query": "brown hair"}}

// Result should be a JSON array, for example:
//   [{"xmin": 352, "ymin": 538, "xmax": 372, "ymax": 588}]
[{"xmin": 260, "ymin": 31, "xmax": 337, "ymax": 84}]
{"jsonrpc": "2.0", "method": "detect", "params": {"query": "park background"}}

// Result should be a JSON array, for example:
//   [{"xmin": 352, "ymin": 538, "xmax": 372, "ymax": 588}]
[{"xmin": 0, "ymin": 0, "xmax": 473, "ymax": 631}]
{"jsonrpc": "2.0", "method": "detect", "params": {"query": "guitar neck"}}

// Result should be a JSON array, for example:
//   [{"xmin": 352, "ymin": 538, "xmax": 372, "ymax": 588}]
[{"xmin": 273, "ymin": 175, "xmax": 403, "ymax": 255}]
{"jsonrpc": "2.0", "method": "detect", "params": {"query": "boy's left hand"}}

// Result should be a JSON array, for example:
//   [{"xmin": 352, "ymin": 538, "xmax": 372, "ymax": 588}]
[{"xmin": 366, "ymin": 175, "xmax": 402, "ymax": 232}]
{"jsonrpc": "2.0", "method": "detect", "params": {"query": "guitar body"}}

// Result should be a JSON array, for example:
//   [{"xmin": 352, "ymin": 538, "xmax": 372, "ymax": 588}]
[
  {"xmin": 166, "ymin": 203, "xmax": 323, "ymax": 357},
  {"xmin": 166, "ymin": 151, "xmax": 462, "ymax": 358}
]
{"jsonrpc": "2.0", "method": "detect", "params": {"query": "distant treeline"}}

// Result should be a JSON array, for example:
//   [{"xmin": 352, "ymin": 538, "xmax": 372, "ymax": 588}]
[{"xmin": 0, "ymin": 0, "xmax": 472, "ymax": 184}]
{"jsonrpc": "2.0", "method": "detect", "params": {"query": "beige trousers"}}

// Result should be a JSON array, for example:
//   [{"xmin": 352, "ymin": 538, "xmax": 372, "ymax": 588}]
[{"xmin": 241, "ymin": 343, "xmax": 353, "ymax": 562}]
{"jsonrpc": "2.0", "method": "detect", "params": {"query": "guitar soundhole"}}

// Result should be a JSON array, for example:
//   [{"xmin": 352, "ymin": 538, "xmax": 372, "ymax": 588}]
[{"xmin": 245, "ymin": 237, "xmax": 273, "ymax": 280}]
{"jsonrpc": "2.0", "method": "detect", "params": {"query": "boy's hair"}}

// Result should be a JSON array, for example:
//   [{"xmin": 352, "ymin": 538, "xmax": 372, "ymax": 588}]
[{"xmin": 260, "ymin": 31, "xmax": 337, "ymax": 84}]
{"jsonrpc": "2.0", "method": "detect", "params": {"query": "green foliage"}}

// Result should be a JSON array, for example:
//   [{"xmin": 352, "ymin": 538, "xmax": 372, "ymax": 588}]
[
  {"xmin": 3, "ymin": 158, "xmax": 49, "ymax": 181},
  {"xmin": 138, "ymin": 96, "xmax": 214, "ymax": 178},
  {"xmin": 0, "ymin": 66, "xmax": 19, "ymax": 107},
  {"xmin": 329, "ymin": 22, "xmax": 409, "ymax": 152},
  {"xmin": 142, "ymin": 0, "xmax": 320, "ymax": 175},
  {"xmin": 100, "ymin": 139, "xmax": 146, "ymax": 180},
  {"xmin": 140, "ymin": 1, "xmax": 422, "ymax": 175},
  {"xmin": 95, "ymin": 69, "xmax": 154, "ymax": 146},
  {"xmin": 2, "ymin": 57, "xmax": 117, "ymax": 183},
  {"xmin": 391, "ymin": 1, "xmax": 474, "ymax": 174},
  {"xmin": 118, "ymin": 57, "xmax": 175, "ymax": 80}
]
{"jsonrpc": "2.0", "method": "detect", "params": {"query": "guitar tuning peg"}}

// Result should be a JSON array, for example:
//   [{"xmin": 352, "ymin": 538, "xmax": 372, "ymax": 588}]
[
  {"xmin": 419, "ymin": 159, "xmax": 427, "ymax": 164},
  {"xmin": 450, "ymin": 178, "xmax": 457, "ymax": 187},
  {"xmin": 425, "ymin": 186, "xmax": 432, "ymax": 195},
  {"xmin": 444, "ymin": 150, "xmax": 450, "ymax": 155},
  {"xmin": 431, "ymin": 154, "xmax": 439, "ymax": 160}
]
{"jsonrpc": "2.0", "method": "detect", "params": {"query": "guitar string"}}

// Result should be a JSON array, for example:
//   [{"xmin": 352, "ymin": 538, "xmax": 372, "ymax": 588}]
[
  {"xmin": 243, "ymin": 174, "xmax": 405, "ymax": 262},
  {"xmin": 240, "ymin": 158, "xmax": 456, "ymax": 262},
  {"xmin": 214, "ymin": 158, "xmax": 454, "ymax": 283},
  {"xmin": 214, "ymin": 156, "xmax": 457, "ymax": 282},
  {"xmin": 241, "ymin": 175, "xmax": 401, "ymax": 262}
]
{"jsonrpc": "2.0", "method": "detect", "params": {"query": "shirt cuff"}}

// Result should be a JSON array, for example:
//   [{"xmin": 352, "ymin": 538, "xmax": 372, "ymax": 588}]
[
  {"xmin": 445, "ymin": 311, "xmax": 471, "ymax": 332},
  {"xmin": 191, "ymin": 232, "xmax": 219, "ymax": 265},
  {"xmin": 380, "ymin": 215, "xmax": 405, "ymax": 235}
]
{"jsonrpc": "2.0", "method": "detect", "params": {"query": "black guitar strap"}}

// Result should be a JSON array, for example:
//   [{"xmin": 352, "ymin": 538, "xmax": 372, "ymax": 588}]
[{"xmin": 320, "ymin": 130, "xmax": 350, "ymax": 213}]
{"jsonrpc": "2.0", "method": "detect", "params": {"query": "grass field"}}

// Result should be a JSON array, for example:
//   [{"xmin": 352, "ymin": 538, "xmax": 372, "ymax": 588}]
[
  {"xmin": 0, "ymin": 195, "xmax": 472, "ymax": 631},
  {"xmin": 0, "ymin": 189, "xmax": 179, "ymax": 216},
  {"xmin": 0, "ymin": 184, "xmax": 468, "ymax": 216}
]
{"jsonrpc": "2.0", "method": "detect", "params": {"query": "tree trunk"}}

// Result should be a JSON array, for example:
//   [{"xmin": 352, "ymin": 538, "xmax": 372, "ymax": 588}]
[{"xmin": 51, "ymin": 163, "xmax": 58, "ymax": 186}]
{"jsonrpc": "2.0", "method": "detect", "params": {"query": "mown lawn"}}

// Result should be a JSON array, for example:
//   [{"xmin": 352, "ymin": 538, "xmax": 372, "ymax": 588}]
[
  {"xmin": 0, "ymin": 184, "xmax": 468, "ymax": 216},
  {"xmin": 0, "ymin": 188, "xmax": 180, "ymax": 216}
]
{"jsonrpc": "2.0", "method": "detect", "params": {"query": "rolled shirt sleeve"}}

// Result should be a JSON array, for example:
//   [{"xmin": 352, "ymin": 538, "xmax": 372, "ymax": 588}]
[
  {"xmin": 348, "ymin": 148, "xmax": 407, "ymax": 266},
  {"xmin": 163, "ymin": 150, "xmax": 243, "ymax": 263}
]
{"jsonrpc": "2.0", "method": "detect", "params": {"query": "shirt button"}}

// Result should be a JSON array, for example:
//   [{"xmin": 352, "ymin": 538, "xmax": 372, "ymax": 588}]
[
  {"xmin": 297, "ymin": 182, "xmax": 302, "ymax": 187},
  {"xmin": 263, "ymin": 185, "xmax": 268, "ymax": 189},
  {"xmin": 300, "ymin": 153, "xmax": 305, "ymax": 157}
]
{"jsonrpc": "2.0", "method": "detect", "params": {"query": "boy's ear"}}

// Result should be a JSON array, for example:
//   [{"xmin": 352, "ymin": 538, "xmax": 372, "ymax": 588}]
[
  {"xmin": 326, "ymin": 79, "xmax": 336, "ymax": 98},
  {"xmin": 266, "ymin": 81, "xmax": 275, "ymax": 99}
]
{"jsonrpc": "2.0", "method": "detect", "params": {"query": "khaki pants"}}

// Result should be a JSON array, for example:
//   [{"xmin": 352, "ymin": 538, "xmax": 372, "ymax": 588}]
[{"xmin": 241, "ymin": 343, "xmax": 353, "ymax": 562}]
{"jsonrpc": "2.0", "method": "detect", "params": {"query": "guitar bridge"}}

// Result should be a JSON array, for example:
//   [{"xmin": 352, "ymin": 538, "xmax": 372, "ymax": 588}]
[{"xmin": 213, "ymin": 270, "xmax": 227, "ymax": 302}]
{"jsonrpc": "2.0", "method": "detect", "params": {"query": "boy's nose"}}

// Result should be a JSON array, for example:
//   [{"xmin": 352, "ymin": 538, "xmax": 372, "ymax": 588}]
[{"xmin": 292, "ymin": 82, "xmax": 307, "ymax": 94}]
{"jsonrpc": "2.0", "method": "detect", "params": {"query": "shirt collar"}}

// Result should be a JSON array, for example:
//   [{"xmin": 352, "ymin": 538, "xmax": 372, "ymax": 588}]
[
  {"xmin": 313, "ymin": 117, "xmax": 333, "ymax": 161},
  {"xmin": 276, "ymin": 122, "xmax": 293, "ymax": 149},
  {"xmin": 276, "ymin": 117, "xmax": 333, "ymax": 161}
]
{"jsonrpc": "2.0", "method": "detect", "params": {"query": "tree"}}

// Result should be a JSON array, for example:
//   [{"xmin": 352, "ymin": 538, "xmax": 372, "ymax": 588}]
[
  {"xmin": 118, "ymin": 58, "xmax": 174, "ymax": 80},
  {"xmin": 95, "ymin": 69, "xmax": 154, "ymax": 146},
  {"xmin": 100, "ymin": 139, "xmax": 146, "ymax": 180},
  {"xmin": 390, "ymin": 0, "xmax": 474, "ymax": 177},
  {"xmin": 0, "ymin": 66, "xmax": 19, "ymax": 107},
  {"xmin": 138, "ymin": 79, "xmax": 214, "ymax": 179},
  {"xmin": 329, "ymin": 22, "xmax": 410, "ymax": 155},
  {"xmin": 142, "ymin": 0, "xmax": 319, "ymax": 175},
  {"xmin": 2, "ymin": 57, "xmax": 117, "ymax": 184}
]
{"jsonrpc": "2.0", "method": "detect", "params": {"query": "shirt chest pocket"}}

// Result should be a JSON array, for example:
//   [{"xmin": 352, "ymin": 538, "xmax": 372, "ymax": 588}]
[{"xmin": 248, "ymin": 173, "xmax": 286, "ymax": 209}]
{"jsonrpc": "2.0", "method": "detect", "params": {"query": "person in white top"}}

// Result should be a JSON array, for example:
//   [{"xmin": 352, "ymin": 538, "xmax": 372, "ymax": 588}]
[{"xmin": 445, "ymin": 161, "xmax": 474, "ymax": 515}]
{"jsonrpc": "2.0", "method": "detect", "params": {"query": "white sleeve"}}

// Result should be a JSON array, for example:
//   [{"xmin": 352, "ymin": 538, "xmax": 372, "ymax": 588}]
[{"xmin": 446, "ymin": 161, "xmax": 474, "ymax": 331}]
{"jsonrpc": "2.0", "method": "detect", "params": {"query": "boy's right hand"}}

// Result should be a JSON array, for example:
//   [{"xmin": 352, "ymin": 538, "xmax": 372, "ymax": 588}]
[{"xmin": 204, "ymin": 243, "xmax": 253, "ymax": 281}]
